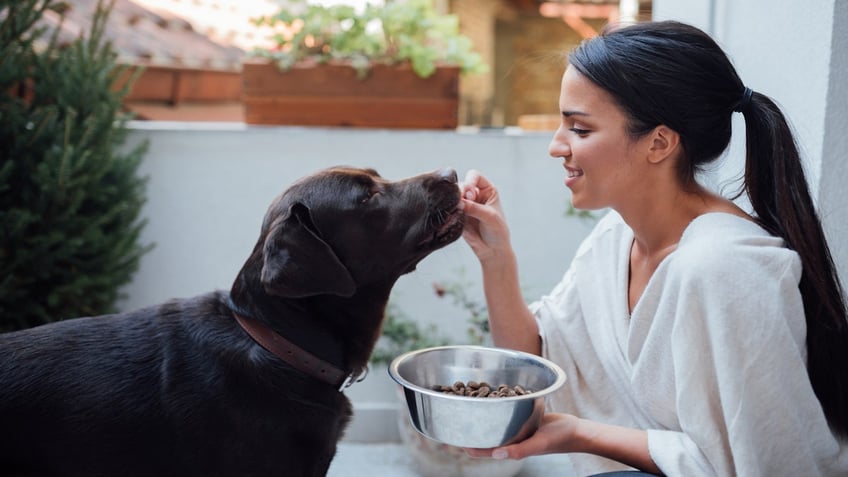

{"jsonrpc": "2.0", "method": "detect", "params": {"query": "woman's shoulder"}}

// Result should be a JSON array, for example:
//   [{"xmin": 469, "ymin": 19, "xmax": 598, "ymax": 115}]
[
  {"xmin": 679, "ymin": 212, "xmax": 781, "ymax": 251},
  {"xmin": 661, "ymin": 213, "xmax": 808, "ymax": 359},
  {"xmin": 672, "ymin": 212, "xmax": 801, "ymax": 280}
]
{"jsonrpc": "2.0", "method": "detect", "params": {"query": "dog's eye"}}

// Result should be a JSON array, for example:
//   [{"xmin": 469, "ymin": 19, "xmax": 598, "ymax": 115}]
[{"xmin": 360, "ymin": 190, "xmax": 381, "ymax": 204}]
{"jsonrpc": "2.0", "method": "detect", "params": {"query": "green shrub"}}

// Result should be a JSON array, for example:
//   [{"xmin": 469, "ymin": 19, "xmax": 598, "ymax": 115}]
[{"xmin": 0, "ymin": 0, "xmax": 151, "ymax": 331}]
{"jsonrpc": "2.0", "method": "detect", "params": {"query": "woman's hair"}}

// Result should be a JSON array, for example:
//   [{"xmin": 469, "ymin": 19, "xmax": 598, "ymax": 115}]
[{"xmin": 568, "ymin": 20, "xmax": 848, "ymax": 437}]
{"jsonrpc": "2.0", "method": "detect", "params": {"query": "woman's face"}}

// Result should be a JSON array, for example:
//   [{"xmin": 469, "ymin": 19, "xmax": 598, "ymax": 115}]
[{"xmin": 548, "ymin": 66, "xmax": 653, "ymax": 211}]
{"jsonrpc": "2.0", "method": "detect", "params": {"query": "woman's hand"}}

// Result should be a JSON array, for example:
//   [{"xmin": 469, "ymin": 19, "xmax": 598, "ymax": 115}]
[
  {"xmin": 466, "ymin": 413, "xmax": 662, "ymax": 474},
  {"xmin": 460, "ymin": 170, "xmax": 512, "ymax": 263},
  {"xmin": 465, "ymin": 413, "xmax": 581, "ymax": 460}
]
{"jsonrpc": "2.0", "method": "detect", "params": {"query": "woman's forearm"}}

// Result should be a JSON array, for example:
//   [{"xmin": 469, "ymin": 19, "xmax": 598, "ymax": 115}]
[
  {"xmin": 479, "ymin": 249, "xmax": 541, "ymax": 355},
  {"xmin": 573, "ymin": 419, "xmax": 662, "ymax": 475}
]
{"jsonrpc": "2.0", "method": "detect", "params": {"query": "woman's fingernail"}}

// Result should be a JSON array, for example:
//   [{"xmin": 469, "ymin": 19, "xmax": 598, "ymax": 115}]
[
  {"xmin": 465, "ymin": 190, "xmax": 475, "ymax": 199},
  {"xmin": 492, "ymin": 449, "xmax": 508, "ymax": 460}
]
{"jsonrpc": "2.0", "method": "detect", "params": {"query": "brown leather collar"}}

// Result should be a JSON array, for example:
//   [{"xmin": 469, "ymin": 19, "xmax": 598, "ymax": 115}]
[{"xmin": 233, "ymin": 312, "xmax": 366, "ymax": 392}]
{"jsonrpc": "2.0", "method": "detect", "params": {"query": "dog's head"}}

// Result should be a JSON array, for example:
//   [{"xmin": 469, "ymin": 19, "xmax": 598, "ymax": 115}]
[{"xmin": 249, "ymin": 166, "xmax": 465, "ymax": 299}]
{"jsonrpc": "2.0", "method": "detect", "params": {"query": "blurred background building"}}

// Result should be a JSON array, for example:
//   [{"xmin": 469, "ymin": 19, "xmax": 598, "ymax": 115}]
[{"xmin": 49, "ymin": 0, "xmax": 651, "ymax": 126}]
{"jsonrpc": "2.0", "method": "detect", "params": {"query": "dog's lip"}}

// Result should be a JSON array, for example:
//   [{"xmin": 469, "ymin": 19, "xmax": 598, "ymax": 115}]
[
  {"xmin": 430, "ymin": 207, "xmax": 466, "ymax": 246},
  {"xmin": 414, "ymin": 206, "xmax": 464, "ymax": 248}
]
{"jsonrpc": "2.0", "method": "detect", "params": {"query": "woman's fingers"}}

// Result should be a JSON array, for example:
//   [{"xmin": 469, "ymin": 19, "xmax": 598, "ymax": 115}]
[
  {"xmin": 461, "ymin": 169, "xmax": 497, "ymax": 205},
  {"xmin": 462, "ymin": 441, "xmax": 533, "ymax": 461},
  {"xmin": 461, "ymin": 172, "xmax": 480, "ymax": 202},
  {"xmin": 459, "ymin": 195, "xmax": 490, "ymax": 218}
]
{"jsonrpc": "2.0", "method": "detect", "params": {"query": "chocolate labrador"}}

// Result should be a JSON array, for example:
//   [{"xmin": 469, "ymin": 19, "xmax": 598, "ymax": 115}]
[{"xmin": 0, "ymin": 166, "xmax": 466, "ymax": 477}]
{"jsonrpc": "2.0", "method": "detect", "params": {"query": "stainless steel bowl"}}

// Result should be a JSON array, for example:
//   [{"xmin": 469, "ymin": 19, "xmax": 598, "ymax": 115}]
[{"xmin": 389, "ymin": 345, "xmax": 567, "ymax": 448}]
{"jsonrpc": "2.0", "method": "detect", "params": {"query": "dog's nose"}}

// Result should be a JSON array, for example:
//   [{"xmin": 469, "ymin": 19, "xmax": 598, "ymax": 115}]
[{"xmin": 435, "ymin": 168, "xmax": 458, "ymax": 183}]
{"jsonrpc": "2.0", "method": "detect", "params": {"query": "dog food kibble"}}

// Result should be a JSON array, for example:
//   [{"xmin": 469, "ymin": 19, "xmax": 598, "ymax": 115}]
[{"xmin": 430, "ymin": 381, "xmax": 532, "ymax": 398}]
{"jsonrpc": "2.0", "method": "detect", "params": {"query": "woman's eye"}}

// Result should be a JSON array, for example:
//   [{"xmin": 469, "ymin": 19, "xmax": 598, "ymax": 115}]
[{"xmin": 569, "ymin": 127, "xmax": 590, "ymax": 136}]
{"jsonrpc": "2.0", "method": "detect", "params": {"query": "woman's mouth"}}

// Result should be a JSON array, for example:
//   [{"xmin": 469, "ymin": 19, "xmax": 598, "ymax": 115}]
[
  {"xmin": 565, "ymin": 163, "xmax": 584, "ymax": 177},
  {"xmin": 564, "ymin": 165, "xmax": 583, "ymax": 188}
]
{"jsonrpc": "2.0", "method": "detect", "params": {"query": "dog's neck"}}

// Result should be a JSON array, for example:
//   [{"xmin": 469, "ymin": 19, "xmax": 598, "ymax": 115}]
[
  {"xmin": 226, "ymin": 293, "xmax": 372, "ymax": 391},
  {"xmin": 231, "ymin": 311, "xmax": 366, "ymax": 391}
]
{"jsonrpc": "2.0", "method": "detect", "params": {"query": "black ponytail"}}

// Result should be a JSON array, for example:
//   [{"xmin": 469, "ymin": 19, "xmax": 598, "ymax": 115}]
[
  {"xmin": 570, "ymin": 20, "xmax": 848, "ymax": 437},
  {"xmin": 740, "ymin": 92, "xmax": 848, "ymax": 436}
]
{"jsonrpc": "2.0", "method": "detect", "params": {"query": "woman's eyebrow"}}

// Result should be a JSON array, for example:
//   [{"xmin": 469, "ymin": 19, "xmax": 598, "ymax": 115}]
[{"xmin": 561, "ymin": 110, "xmax": 590, "ymax": 117}]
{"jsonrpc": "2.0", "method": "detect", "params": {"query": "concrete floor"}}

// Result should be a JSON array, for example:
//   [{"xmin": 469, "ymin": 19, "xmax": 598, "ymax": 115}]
[{"xmin": 327, "ymin": 442, "xmax": 577, "ymax": 477}]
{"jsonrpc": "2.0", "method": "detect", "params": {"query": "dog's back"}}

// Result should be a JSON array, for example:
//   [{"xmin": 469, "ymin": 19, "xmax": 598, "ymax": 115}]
[{"xmin": 0, "ymin": 292, "xmax": 350, "ymax": 476}]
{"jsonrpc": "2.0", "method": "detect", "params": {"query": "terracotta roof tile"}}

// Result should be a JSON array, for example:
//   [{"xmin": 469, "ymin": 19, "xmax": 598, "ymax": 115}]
[{"xmin": 40, "ymin": 0, "xmax": 283, "ymax": 70}]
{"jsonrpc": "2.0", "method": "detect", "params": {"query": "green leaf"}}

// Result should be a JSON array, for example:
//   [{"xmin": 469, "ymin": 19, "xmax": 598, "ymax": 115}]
[{"xmin": 248, "ymin": 0, "xmax": 487, "ymax": 79}]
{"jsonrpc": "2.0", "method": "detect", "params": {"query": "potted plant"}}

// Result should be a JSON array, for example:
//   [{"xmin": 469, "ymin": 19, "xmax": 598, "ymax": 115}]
[
  {"xmin": 372, "ymin": 277, "xmax": 524, "ymax": 477},
  {"xmin": 243, "ymin": 0, "xmax": 487, "ymax": 129}
]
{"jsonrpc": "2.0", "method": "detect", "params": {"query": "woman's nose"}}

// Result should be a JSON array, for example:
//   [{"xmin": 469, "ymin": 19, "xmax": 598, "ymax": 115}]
[{"xmin": 548, "ymin": 127, "xmax": 571, "ymax": 159}]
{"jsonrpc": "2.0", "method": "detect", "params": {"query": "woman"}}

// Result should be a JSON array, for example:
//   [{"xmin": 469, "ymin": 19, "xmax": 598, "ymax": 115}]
[{"xmin": 459, "ymin": 21, "xmax": 848, "ymax": 476}]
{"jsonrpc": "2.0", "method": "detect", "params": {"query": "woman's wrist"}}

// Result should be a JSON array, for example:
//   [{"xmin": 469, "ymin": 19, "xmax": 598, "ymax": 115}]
[
  {"xmin": 478, "ymin": 246, "xmax": 517, "ymax": 273},
  {"xmin": 480, "ymin": 248, "xmax": 521, "ymax": 305},
  {"xmin": 565, "ymin": 417, "xmax": 592, "ymax": 454},
  {"xmin": 571, "ymin": 418, "xmax": 661, "ymax": 474}
]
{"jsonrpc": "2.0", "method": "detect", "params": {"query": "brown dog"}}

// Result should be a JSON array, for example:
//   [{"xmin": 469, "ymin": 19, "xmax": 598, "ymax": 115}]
[{"xmin": 0, "ymin": 166, "xmax": 465, "ymax": 477}]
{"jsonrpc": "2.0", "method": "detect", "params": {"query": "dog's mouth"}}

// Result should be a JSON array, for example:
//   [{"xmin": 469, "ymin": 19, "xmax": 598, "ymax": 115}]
[{"xmin": 421, "ymin": 206, "xmax": 466, "ymax": 248}]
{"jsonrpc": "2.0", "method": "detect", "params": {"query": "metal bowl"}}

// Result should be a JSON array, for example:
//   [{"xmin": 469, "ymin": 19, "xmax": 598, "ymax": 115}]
[{"xmin": 389, "ymin": 345, "xmax": 566, "ymax": 449}]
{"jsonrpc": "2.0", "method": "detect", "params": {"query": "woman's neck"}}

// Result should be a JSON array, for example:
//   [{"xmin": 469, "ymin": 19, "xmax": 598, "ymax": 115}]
[{"xmin": 618, "ymin": 184, "xmax": 747, "ymax": 258}]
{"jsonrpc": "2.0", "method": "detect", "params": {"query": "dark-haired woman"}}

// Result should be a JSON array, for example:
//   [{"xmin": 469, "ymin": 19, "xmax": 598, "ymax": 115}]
[{"xmin": 459, "ymin": 20, "xmax": 848, "ymax": 476}]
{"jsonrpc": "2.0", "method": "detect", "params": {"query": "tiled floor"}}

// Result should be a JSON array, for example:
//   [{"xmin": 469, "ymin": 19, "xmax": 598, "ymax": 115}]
[{"xmin": 327, "ymin": 442, "xmax": 577, "ymax": 477}]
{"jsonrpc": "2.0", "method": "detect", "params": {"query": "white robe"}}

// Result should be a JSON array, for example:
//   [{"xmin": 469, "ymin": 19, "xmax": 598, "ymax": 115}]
[{"xmin": 531, "ymin": 211, "xmax": 848, "ymax": 476}]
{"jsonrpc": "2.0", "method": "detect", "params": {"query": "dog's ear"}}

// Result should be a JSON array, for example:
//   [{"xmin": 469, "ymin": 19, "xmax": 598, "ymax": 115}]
[{"xmin": 261, "ymin": 202, "xmax": 356, "ymax": 298}]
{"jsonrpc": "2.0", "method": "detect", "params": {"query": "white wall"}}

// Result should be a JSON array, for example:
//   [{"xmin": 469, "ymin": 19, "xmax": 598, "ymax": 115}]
[
  {"xmin": 653, "ymin": 0, "xmax": 848, "ymax": 284},
  {"xmin": 119, "ymin": 124, "xmax": 590, "ymax": 336},
  {"xmin": 118, "ymin": 123, "xmax": 593, "ymax": 441},
  {"xmin": 819, "ymin": 0, "xmax": 848, "ymax": 290}
]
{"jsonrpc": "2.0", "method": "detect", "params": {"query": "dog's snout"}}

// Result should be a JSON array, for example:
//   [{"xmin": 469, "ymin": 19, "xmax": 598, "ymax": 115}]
[{"xmin": 435, "ymin": 168, "xmax": 458, "ymax": 184}]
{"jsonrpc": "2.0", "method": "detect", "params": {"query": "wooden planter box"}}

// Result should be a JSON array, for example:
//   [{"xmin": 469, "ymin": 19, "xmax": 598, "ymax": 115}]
[
  {"xmin": 121, "ymin": 65, "xmax": 242, "ymax": 105},
  {"xmin": 242, "ymin": 62, "xmax": 460, "ymax": 129}
]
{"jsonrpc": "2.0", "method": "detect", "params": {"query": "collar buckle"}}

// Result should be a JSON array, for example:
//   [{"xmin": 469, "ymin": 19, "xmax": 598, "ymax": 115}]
[{"xmin": 338, "ymin": 366, "xmax": 369, "ymax": 392}]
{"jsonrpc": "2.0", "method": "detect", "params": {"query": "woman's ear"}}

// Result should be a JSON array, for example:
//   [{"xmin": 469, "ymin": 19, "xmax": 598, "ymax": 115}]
[{"xmin": 646, "ymin": 125, "xmax": 681, "ymax": 164}]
